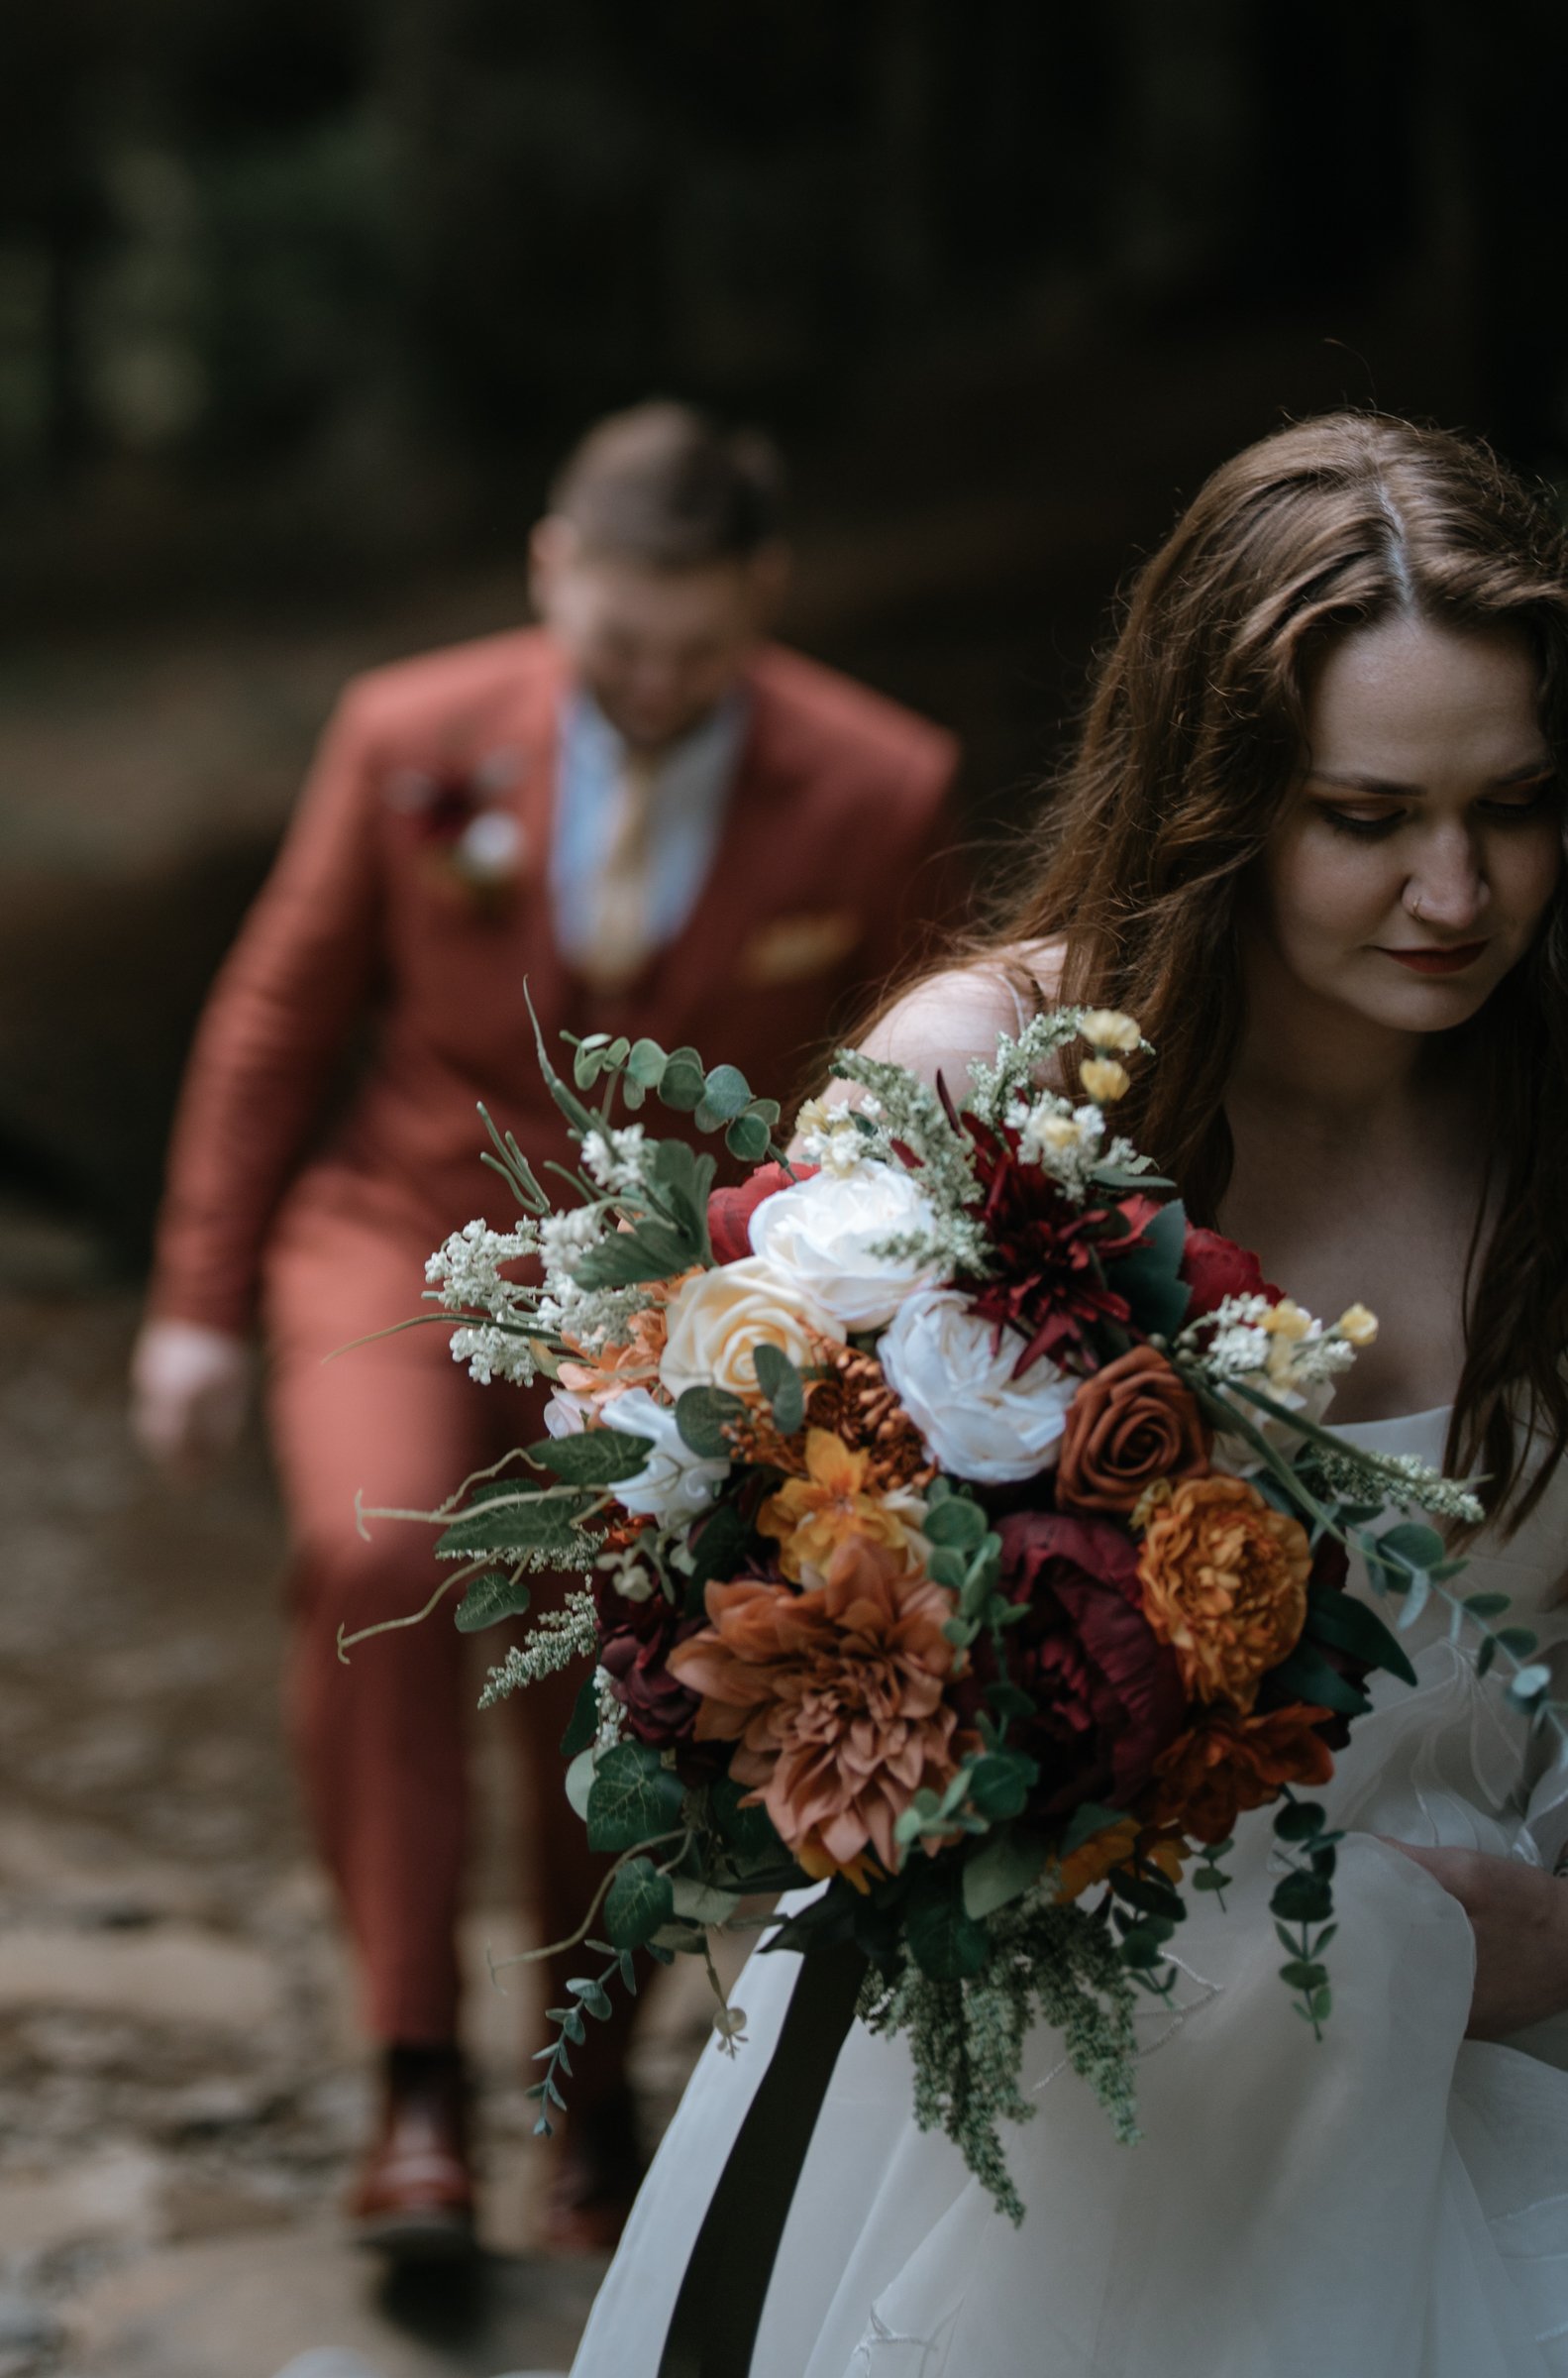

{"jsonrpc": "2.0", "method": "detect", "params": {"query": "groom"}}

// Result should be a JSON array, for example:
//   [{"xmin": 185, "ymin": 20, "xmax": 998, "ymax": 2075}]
[{"xmin": 130, "ymin": 400, "xmax": 961, "ymax": 2256}]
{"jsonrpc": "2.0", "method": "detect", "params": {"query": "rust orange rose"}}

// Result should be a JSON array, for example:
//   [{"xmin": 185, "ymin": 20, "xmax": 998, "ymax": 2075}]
[
  {"xmin": 1149, "ymin": 1702, "xmax": 1335, "ymax": 1843},
  {"xmin": 667, "ymin": 1538, "xmax": 961, "ymax": 1878},
  {"xmin": 1137, "ymin": 1474, "xmax": 1310, "ymax": 1709},
  {"xmin": 1056, "ymin": 1346, "xmax": 1209, "ymax": 1516}
]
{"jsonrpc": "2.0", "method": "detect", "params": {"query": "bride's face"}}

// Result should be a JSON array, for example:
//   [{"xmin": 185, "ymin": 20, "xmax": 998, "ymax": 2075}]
[{"xmin": 1254, "ymin": 611, "xmax": 1563, "ymax": 1035}]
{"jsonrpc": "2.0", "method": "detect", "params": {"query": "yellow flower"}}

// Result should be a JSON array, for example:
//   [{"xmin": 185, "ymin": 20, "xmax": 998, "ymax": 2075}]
[
  {"xmin": 1336, "ymin": 1303, "xmax": 1379, "ymax": 1349},
  {"xmin": 1080, "ymin": 1057, "xmax": 1131, "ymax": 1104},
  {"xmin": 758, "ymin": 1428, "xmax": 912, "ymax": 1580},
  {"xmin": 1080, "ymin": 1008, "xmax": 1142, "ymax": 1053},
  {"xmin": 1261, "ymin": 1298, "xmax": 1312, "ymax": 1342},
  {"xmin": 1039, "ymin": 1114, "xmax": 1083, "ymax": 1151},
  {"xmin": 1054, "ymin": 1819, "xmax": 1187, "ymax": 1902}
]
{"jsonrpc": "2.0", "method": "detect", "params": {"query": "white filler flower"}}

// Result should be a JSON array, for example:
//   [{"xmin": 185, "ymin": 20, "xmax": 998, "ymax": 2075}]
[
  {"xmin": 880, "ymin": 1288, "xmax": 1076, "ymax": 1484},
  {"xmin": 597, "ymin": 1387, "xmax": 731, "ymax": 1525},
  {"xmin": 748, "ymin": 1161, "xmax": 948, "ymax": 1331}
]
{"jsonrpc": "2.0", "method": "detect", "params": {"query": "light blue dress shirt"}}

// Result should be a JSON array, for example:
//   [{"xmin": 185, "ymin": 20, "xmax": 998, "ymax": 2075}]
[{"xmin": 551, "ymin": 688, "xmax": 749, "ymax": 965}]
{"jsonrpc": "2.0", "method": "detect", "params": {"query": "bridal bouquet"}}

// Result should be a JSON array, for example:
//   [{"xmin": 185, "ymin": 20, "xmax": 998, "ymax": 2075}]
[{"xmin": 360, "ymin": 1003, "xmax": 1533, "ymax": 2221}]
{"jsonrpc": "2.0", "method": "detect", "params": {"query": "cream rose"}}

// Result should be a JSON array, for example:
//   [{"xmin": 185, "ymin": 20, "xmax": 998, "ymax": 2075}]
[
  {"xmin": 879, "ymin": 1288, "xmax": 1076, "ymax": 1484},
  {"xmin": 747, "ymin": 1161, "xmax": 948, "ymax": 1331},
  {"xmin": 659, "ymin": 1256, "xmax": 839, "ymax": 1401}
]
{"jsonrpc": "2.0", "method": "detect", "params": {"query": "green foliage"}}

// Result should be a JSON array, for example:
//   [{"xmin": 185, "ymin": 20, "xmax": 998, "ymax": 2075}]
[
  {"xmin": 675, "ymin": 1384, "xmax": 746, "ymax": 1458},
  {"xmin": 859, "ymin": 1892, "xmax": 1141, "ymax": 2223},
  {"xmin": 965, "ymin": 1750, "xmax": 1039, "ymax": 1822},
  {"xmin": 563, "ymin": 1031, "xmax": 784, "ymax": 1162},
  {"xmin": 1267, "ymin": 1641, "xmax": 1372, "ymax": 1718},
  {"xmin": 435, "ymin": 1486, "xmax": 597, "ymax": 1561},
  {"xmin": 528, "ymin": 1426, "xmax": 653, "ymax": 1485},
  {"xmin": 454, "ymin": 1569, "xmax": 532, "ymax": 1632},
  {"xmin": 1304, "ymin": 1586, "xmax": 1416, "ymax": 1688},
  {"xmin": 708, "ymin": 1776, "xmax": 780, "ymax": 1866},
  {"xmin": 560, "ymin": 1677, "xmax": 599, "ymax": 1759},
  {"xmin": 1102, "ymin": 1199, "xmax": 1192, "ymax": 1340},
  {"xmin": 683, "ymin": 1495, "xmax": 754, "ymax": 1605},
  {"xmin": 905, "ymin": 1871, "xmax": 992, "ymax": 1981},
  {"xmin": 751, "ymin": 1342, "xmax": 804, "ymax": 1433},
  {"xmin": 603, "ymin": 1857, "xmax": 675, "ymax": 1950},
  {"xmin": 584, "ymin": 1740, "xmax": 688, "ymax": 1854},
  {"xmin": 961, "ymin": 1828, "xmax": 1048, "ymax": 1920}
]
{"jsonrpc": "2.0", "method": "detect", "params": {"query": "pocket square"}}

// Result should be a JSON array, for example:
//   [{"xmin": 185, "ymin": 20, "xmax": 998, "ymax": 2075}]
[{"xmin": 737, "ymin": 909, "xmax": 863, "ymax": 986}]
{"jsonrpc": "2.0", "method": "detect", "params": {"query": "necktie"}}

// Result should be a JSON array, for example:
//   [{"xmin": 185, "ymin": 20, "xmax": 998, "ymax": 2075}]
[{"xmin": 577, "ymin": 748, "xmax": 658, "ymax": 992}]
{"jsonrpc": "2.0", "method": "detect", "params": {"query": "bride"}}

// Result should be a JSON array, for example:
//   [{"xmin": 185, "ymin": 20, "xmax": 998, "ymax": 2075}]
[{"xmin": 569, "ymin": 412, "xmax": 1568, "ymax": 2377}]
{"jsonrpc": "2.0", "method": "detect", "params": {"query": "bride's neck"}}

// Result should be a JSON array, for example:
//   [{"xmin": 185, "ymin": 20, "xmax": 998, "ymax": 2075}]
[{"xmin": 1230, "ymin": 942, "xmax": 1446, "ymax": 1137}]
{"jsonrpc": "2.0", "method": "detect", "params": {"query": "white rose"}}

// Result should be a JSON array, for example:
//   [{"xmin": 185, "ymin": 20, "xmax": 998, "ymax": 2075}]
[
  {"xmin": 879, "ymin": 1288, "xmax": 1076, "ymax": 1484},
  {"xmin": 598, "ymin": 1388, "xmax": 731, "ymax": 1525},
  {"xmin": 659, "ymin": 1256, "xmax": 839, "ymax": 1402},
  {"xmin": 747, "ymin": 1161, "xmax": 948, "ymax": 1331}
]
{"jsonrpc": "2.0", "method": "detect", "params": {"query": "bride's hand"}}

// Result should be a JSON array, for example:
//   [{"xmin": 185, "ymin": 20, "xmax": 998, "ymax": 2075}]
[{"xmin": 1386, "ymin": 1840, "xmax": 1568, "ymax": 2037}]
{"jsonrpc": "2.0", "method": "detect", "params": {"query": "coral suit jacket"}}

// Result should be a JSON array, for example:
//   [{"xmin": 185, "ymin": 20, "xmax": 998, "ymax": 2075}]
[{"xmin": 148, "ymin": 628, "xmax": 962, "ymax": 1336}]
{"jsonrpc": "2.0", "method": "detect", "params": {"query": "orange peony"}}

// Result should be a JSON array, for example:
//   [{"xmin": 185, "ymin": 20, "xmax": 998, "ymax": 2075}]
[
  {"xmin": 667, "ymin": 1538, "xmax": 962, "ymax": 1878},
  {"xmin": 1137, "ymin": 1474, "xmax": 1310, "ymax": 1709},
  {"xmin": 1150, "ymin": 1702, "xmax": 1335, "ymax": 1843},
  {"xmin": 758, "ymin": 1428, "xmax": 913, "ymax": 1581}
]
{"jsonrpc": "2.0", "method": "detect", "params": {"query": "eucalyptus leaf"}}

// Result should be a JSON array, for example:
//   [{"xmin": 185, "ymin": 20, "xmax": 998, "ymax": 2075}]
[
  {"xmin": 962, "ymin": 1829, "xmax": 1048, "ymax": 1920},
  {"xmin": 565, "ymin": 1745, "xmax": 600, "ymax": 1822},
  {"xmin": 1379, "ymin": 1521, "xmax": 1447, "ymax": 1570},
  {"xmin": 726, "ymin": 1113, "xmax": 773, "ymax": 1162}
]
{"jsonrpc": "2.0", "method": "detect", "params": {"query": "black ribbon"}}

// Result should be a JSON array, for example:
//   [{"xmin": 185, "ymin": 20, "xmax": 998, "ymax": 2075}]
[{"xmin": 656, "ymin": 1938, "xmax": 868, "ymax": 2378}]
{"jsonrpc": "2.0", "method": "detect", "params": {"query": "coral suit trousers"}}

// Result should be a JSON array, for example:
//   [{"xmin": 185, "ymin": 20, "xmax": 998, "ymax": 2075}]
[{"xmin": 261, "ymin": 1185, "xmax": 612, "ymax": 2069}]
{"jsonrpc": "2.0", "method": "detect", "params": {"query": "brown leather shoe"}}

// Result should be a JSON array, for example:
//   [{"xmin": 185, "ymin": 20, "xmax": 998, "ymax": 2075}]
[
  {"xmin": 350, "ymin": 2045, "xmax": 475, "ymax": 2260},
  {"xmin": 541, "ymin": 2087, "xmax": 645, "ymax": 2255}
]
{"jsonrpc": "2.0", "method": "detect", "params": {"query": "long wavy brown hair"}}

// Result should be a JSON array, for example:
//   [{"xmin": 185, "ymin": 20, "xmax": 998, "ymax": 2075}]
[{"xmin": 977, "ymin": 411, "xmax": 1568, "ymax": 1524}]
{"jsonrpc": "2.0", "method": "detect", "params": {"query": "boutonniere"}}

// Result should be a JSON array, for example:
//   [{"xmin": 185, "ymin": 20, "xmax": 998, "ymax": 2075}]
[{"xmin": 384, "ymin": 748, "xmax": 528, "ymax": 917}]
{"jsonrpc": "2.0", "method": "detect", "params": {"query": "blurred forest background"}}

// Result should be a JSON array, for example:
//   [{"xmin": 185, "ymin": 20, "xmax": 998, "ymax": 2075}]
[{"xmin": 5, "ymin": 0, "xmax": 1568, "ymax": 1265}]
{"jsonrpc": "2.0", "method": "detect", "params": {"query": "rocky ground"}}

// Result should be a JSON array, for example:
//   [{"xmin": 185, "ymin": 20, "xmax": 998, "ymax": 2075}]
[{"xmin": 0, "ymin": 1243, "xmax": 732, "ymax": 2377}]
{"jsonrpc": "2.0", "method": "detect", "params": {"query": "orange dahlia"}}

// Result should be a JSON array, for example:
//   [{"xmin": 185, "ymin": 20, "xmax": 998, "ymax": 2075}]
[
  {"xmin": 1136, "ymin": 1474, "xmax": 1310, "ymax": 1709},
  {"xmin": 1150, "ymin": 1702, "xmax": 1334, "ymax": 1843},
  {"xmin": 667, "ymin": 1538, "xmax": 962, "ymax": 1878}
]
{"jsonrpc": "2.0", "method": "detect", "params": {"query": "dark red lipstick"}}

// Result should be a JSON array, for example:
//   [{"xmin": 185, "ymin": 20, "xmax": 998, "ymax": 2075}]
[{"xmin": 1376, "ymin": 942, "xmax": 1488, "ymax": 976}]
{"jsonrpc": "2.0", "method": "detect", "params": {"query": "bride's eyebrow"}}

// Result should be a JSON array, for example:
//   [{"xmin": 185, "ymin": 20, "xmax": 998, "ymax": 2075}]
[{"xmin": 1306, "ymin": 758, "xmax": 1555, "ymax": 797}]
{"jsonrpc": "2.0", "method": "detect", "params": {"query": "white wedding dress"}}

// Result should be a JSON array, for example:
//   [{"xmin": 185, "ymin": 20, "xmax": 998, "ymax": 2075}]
[{"xmin": 571, "ymin": 1411, "xmax": 1568, "ymax": 2377}]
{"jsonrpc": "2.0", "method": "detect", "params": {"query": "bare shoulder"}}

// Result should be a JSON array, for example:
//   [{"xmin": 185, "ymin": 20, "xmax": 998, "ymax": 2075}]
[{"xmin": 859, "ymin": 941, "xmax": 1067, "ymax": 1091}]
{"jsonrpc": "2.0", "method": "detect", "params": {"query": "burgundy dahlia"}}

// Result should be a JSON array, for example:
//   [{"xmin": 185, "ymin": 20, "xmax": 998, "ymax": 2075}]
[{"xmin": 957, "ymin": 1113, "xmax": 1141, "ymax": 1373}]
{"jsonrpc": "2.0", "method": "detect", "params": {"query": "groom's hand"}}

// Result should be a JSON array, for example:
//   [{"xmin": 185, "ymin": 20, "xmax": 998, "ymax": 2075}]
[
  {"xmin": 130, "ymin": 1319, "xmax": 254, "ymax": 1481},
  {"xmin": 1386, "ymin": 1839, "xmax": 1568, "ymax": 2038}
]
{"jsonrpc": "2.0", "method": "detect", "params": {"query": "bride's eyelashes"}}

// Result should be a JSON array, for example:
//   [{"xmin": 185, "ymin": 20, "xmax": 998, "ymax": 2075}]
[{"xmin": 1310, "ymin": 778, "xmax": 1561, "ymax": 841}]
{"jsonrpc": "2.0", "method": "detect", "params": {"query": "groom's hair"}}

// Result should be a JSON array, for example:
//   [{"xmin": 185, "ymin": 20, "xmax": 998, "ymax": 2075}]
[{"xmin": 548, "ymin": 401, "xmax": 784, "ymax": 570}]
